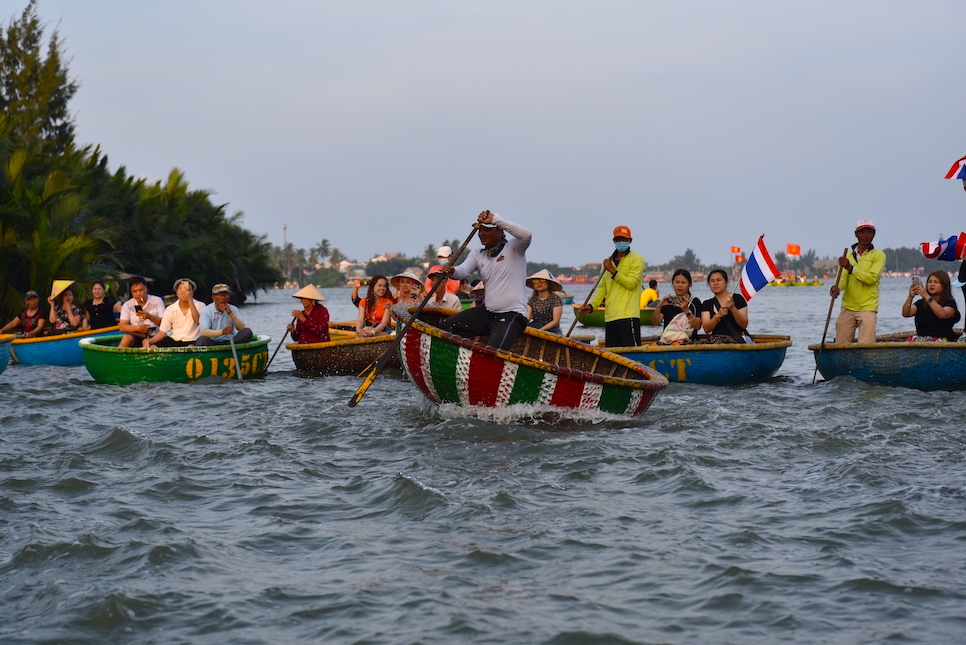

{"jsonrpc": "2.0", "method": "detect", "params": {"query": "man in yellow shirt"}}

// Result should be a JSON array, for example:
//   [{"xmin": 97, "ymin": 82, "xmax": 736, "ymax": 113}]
[
  {"xmin": 579, "ymin": 225, "xmax": 645, "ymax": 346},
  {"xmin": 640, "ymin": 279, "xmax": 659, "ymax": 308},
  {"xmin": 831, "ymin": 219, "xmax": 886, "ymax": 343}
]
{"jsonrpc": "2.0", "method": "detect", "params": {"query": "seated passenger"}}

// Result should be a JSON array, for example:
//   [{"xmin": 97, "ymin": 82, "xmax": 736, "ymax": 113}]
[
  {"xmin": 701, "ymin": 269, "xmax": 749, "ymax": 343},
  {"xmin": 118, "ymin": 276, "xmax": 166, "ymax": 347},
  {"xmin": 640, "ymin": 279, "xmax": 660, "ymax": 309},
  {"xmin": 0, "ymin": 290, "xmax": 46, "ymax": 338},
  {"xmin": 391, "ymin": 271, "xmax": 423, "ymax": 306},
  {"xmin": 83, "ymin": 280, "xmax": 122, "ymax": 330},
  {"xmin": 356, "ymin": 274, "xmax": 394, "ymax": 338},
  {"xmin": 427, "ymin": 270, "xmax": 463, "ymax": 311},
  {"xmin": 525, "ymin": 269, "xmax": 563, "ymax": 335},
  {"xmin": 424, "ymin": 246, "xmax": 461, "ymax": 295},
  {"xmin": 287, "ymin": 285, "xmax": 330, "ymax": 344},
  {"xmin": 143, "ymin": 278, "xmax": 205, "ymax": 348},
  {"xmin": 471, "ymin": 281, "xmax": 485, "ymax": 307},
  {"xmin": 47, "ymin": 284, "xmax": 86, "ymax": 335},
  {"xmin": 196, "ymin": 283, "xmax": 255, "ymax": 346},
  {"xmin": 457, "ymin": 279, "xmax": 473, "ymax": 300},
  {"xmin": 652, "ymin": 269, "xmax": 701, "ymax": 340},
  {"xmin": 901, "ymin": 270, "xmax": 961, "ymax": 341}
]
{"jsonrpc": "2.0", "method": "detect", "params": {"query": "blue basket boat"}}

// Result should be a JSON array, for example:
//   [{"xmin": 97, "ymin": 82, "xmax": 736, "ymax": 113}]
[
  {"xmin": 10, "ymin": 326, "xmax": 120, "ymax": 366},
  {"xmin": 605, "ymin": 334, "xmax": 791, "ymax": 385},
  {"xmin": 808, "ymin": 331, "xmax": 966, "ymax": 391},
  {"xmin": 0, "ymin": 334, "xmax": 12, "ymax": 376}
]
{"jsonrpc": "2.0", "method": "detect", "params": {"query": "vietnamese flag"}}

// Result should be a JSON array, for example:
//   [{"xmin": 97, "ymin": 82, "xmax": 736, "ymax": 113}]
[
  {"xmin": 730, "ymin": 246, "xmax": 741, "ymax": 253},
  {"xmin": 786, "ymin": 243, "xmax": 801, "ymax": 257},
  {"xmin": 734, "ymin": 254, "xmax": 745, "ymax": 263}
]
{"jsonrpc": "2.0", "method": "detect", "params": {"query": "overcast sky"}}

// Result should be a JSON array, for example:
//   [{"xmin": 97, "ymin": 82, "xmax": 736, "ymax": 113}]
[{"xmin": 30, "ymin": 0, "xmax": 966, "ymax": 269}]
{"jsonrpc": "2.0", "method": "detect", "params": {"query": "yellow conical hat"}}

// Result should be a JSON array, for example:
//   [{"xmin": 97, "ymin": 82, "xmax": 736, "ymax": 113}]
[
  {"xmin": 50, "ymin": 280, "xmax": 75, "ymax": 299},
  {"xmin": 292, "ymin": 284, "xmax": 326, "ymax": 301}
]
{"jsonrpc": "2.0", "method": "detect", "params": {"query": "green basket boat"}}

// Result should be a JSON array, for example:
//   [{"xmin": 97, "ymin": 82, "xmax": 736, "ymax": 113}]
[
  {"xmin": 572, "ymin": 305, "xmax": 654, "ymax": 327},
  {"xmin": 80, "ymin": 334, "xmax": 271, "ymax": 384}
]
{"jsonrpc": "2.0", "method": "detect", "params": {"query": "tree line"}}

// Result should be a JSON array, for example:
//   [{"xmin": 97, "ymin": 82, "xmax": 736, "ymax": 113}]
[{"xmin": 0, "ymin": 1, "xmax": 281, "ymax": 322}]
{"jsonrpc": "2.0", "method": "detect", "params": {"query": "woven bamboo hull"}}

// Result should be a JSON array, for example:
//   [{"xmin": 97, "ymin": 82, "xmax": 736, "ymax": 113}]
[
  {"xmin": 0, "ymin": 334, "xmax": 12, "ymax": 376},
  {"xmin": 397, "ymin": 319, "xmax": 668, "ymax": 417},
  {"xmin": 287, "ymin": 331, "xmax": 400, "ymax": 375},
  {"xmin": 80, "ymin": 334, "xmax": 271, "ymax": 384},
  {"xmin": 11, "ymin": 327, "xmax": 120, "ymax": 366},
  {"xmin": 607, "ymin": 335, "xmax": 791, "ymax": 385},
  {"xmin": 808, "ymin": 332, "xmax": 966, "ymax": 391},
  {"xmin": 572, "ymin": 306, "xmax": 654, "ymax": 328}
]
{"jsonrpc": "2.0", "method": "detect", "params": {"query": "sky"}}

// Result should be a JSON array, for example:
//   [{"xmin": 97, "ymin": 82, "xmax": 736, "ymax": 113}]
[{"xmin": 26, "ymin": 0, "xmax": 966, "ymax": 269}]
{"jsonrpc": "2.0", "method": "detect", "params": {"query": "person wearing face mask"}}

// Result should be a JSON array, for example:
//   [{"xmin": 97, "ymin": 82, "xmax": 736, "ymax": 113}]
[
  {"xmin": 578, "ymin": 225, "xmax": 645, "ymax": 347},
  {"xmin": 424, "ymin": 245, "xmax": 461, "ymax": 295}
]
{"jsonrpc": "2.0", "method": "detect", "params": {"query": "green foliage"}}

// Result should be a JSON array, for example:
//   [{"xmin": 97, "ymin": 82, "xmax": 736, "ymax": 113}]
[
  {"xmin": 367, "ymin": 257, "xmax": 413, "ymax": 277},
  {"xmin": 308, "ymin": 266, "xmax": 344, "ymax": 288},
  {"xmin": 0, "ymin": 0, "xmax": 77, "ymax": 154}
]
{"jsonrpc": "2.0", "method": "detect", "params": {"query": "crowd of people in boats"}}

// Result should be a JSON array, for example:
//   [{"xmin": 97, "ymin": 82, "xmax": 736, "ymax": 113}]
[
  {"xmin": 1, "ymin": 276, "xmax": 257, "ymax": 349},
  {"xmin": 5, "ymin": 214, "xmax": 961, "ymax": 354}
]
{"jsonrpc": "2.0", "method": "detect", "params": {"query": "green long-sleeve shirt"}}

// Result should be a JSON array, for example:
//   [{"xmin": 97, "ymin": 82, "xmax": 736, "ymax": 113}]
[
  {"xmin": 589, "ymin": 250, "xmax": 645, "ymax": 322},
  {"xmin": 836, "ymin": 244, "xmax": 886, "ymax": 312}
]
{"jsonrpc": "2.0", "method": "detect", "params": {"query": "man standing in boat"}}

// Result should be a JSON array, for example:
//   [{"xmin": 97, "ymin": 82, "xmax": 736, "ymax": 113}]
[
  {"xmin": 579, "ymin": 225, "xmax": 646, "ymax": 347},
  {"xmin": 196, "ymin": 283, "xmax": 255, "ymax": 346},
  {"xmin": 437, "ymin": 210, "xmax": 532, "ymax": 350},
  {"xmin": 831, "ymin": 219, "xmax": 886, "ymax": 343},
  {"xmin": 118, "ymin": 276, "xmax": 166, "ymax": 348}
]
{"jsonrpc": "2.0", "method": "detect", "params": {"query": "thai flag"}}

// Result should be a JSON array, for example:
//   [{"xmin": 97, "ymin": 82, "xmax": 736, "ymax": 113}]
[
  {"xmin": 945, "ymin": 156, "xmax": 966, "ymax": 180},
  {"xmin": 921, "ymin": 233, "xmax": 966, "ymax": 261},
  {"xmin": 738, "ymin": 235, "xmax": 780, "ymax": 300}
]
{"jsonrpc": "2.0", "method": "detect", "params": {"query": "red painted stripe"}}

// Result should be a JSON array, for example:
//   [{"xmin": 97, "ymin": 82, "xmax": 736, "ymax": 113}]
[
  {"xmin": 549, "ymin": 373, "xmax": 586, "ymax": 409},
  {"xmin": 466, "ymin": 350, "xmax": 502, "ymax": 407},
  {"xmin": 403, "ymin": 328, "xmax": 430, "ymax": 399}
]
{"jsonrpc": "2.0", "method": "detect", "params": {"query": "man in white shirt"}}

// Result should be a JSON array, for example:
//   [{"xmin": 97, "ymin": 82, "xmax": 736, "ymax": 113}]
[
  {"xmin": 143, "ymin": 278, "xmax": 205, "ymax": 348},
  {"xmin": 118, "ymin": 276, "xmax": 166, "ymax": 347}
]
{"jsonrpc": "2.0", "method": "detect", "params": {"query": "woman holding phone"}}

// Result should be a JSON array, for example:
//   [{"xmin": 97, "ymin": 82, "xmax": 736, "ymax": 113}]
[
  {"xmin": 902, "ymin": 271, "xmax": 960, "ymax": 341},
  {"xmin": 652, "ymin": 269, "xmax": 702, "ymax": 340}
]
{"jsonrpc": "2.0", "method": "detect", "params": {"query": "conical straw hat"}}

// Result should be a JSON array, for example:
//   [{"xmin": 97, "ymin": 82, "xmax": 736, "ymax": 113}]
[
  {"xmin": 292, "ymin": 284, "xmax": 326, "ymax": 301},
  {"xmin": 525, "ymin": 269, "xmax": 562, "ymax": 292},
  {"xmin": 50, "ymin": 279, "xmax": 75, "ymax": 299},
  {"xmin": 391, "ymin": 271, "xmax": 422, "ymax": 288}
]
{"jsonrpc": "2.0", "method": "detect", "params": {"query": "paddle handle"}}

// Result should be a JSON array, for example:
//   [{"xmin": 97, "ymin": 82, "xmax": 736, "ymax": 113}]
[
  {"xmin": 266, "ymin": 318, "xmax": 295, "ymax": 370},
  {"xmin": 565, "ymin": 270, "xmax": 605, "ymax": 337},
  {"xmin": 229, "ymin": 334, "xmax": 243, "ymax": 380},
  {"xmin": 349, "ymin": 223, "xmax": 481, "ymax": 407},
  {"xmin": 812, "ymin": 247, "xmax": 848, "ymax": 384}
]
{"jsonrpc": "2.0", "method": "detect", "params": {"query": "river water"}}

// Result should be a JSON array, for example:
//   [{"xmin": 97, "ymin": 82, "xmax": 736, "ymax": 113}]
[{"xmin": 2, "ymin": 278, "xmax": 965, "ymax": 644}]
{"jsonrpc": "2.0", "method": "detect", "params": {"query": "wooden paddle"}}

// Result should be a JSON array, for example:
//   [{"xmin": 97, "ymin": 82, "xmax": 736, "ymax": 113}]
[
  {"xmin": 228, "ymin": 333, "xmax": 243, "ymax": 380},
  {"xmin": 812, "ymin": 247, "xmax": 849, "ymax": 384},
  {"xmin": 266, "ymin": 317, "xmax": 295, "ymax": 370},
  {"xmin": 565, "ymin": 270, "xmax": 605, "ymax": 338},
  {"xmin": 348, "ymin": 222, "xmax": 481, "ymax": 407}
]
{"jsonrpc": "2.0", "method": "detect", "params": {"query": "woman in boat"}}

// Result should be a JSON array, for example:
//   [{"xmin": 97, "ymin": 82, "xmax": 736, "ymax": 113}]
[
  {"xmin": 525, "ymin": 269, "xmax": 563, "ymax": 334},
  {"xmin": 356, "ymin": 275, "xmax": 394, "ymax": 338},
  {"xmin": 0, "ymin": 290, "xmax": 46, "ymax": 338},
  {"xmin": 391, "ymin": 271, "xmax": 422, "ymax": 306},
  {"xmin": 82, "ymin": 281, "xmax": 122, "ymax": 330},
  {"xmin": 902, "ymin": 270, "xmax": 961, "ymax": 341},
  {"xmin": 287, "ymin": 284, "xmax": 330, "ymax": 344},
  {"xmin": 652, "ymin": 269, "xmax": 701, "ymax": 340},
  {"xmin": 47, "ymin": 286, "xmax": 86, "ymax": 335},
  {"xmin": 701, "ymin": 269, "xmax": 749, "ymax": 344}
]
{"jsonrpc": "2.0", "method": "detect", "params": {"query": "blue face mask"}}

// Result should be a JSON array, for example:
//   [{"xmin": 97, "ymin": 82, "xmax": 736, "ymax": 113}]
[
  {"xmin": 614, "ymin": 242, "xmax": 630, "ymax": 253},
  {"xmin": 438, "ymin": 258, "xmax": 449, "ymax": 266}
]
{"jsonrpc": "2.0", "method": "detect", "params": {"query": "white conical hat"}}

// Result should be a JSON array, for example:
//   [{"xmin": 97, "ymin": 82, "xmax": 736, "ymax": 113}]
[
  {"xmin": 292, "ymin": 284, "xmax": 326, "ymax": 301},
  {"xmin": 391, "ymin": 271, "xmax": 422, "ymax": 288},
  {"xmin": 525, "ymin": 269, "xmax": 562, "ymax": 292}
]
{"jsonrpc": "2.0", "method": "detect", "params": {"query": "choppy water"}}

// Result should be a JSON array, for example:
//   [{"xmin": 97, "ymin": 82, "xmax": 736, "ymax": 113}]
[{"xmin": 2, "ymin": 279, "xmax": 965, "ymax": 644}]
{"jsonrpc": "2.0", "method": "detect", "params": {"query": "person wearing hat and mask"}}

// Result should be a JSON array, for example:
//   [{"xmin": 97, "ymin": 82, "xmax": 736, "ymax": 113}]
[
  {"xmin": 436, "ymin": 210, "xmax": 532, "ymax": 350},
  {"xmin": 287, "ymin": 285, "xmax": 330, "ymax": 344},
  {"xmin": 424, "ymin": 245, "xmax": 461, "ymax": 296},
  {"xmin": 143, "ymin": 278, "xmax": 205, "ymax": 348},
  {"xmin": 831, "ymin": 219, "xmax": 886, "ymax": 344},
  {"xmin": 0, "ymin": 290, "xmax": 47, "ymax": 338},
  {"xmin": 118, "ymin": 276, "xmax": 167, "ymax": 347},
  {"xmin": 196, "ymin": 284, "xmax": 255, "ymax": 346},
  {"xmin": 526, "ymin": 269, "xmax": 564, "ymax": 334},
  {"xmin": 579, "ymin": 225, "xmax": 646, "ymax": 347}
]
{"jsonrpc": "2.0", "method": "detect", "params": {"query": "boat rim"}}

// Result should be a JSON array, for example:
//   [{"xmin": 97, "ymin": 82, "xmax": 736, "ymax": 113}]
[
  {"xmin": 11, "ymin": 326, "xmax": 120, "ymax": 344},
  {"xmin": 79, "ymin": 333, "xmax": 272, "ymax": 353}
]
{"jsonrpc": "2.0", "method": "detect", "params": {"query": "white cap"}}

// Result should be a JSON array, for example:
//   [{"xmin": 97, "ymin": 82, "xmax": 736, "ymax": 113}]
[{"xmin": 437, "ymin": 246, "xmax": 453, "ymax": 258}]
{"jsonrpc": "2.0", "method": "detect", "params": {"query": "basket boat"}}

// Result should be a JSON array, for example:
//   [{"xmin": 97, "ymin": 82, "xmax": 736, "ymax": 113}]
[
  {"xmin": 80, "ymin": 334, "xmax": 271, "ymax": 384},
  {"xmin": 0, "ymin": 334, "xmax": 12, "ymax": 376},
  {"xmin": 396, "ymin": 315, "xmax": 668, "ymax": 417},
  {"xmin": 606, "ymin": 334, "xmax": 792, "ymax": 385},
  {"xmin": 287, "ymin": 330, "xmax": 401, "ymax": 375},
  {"xmin": 808, "ymin": 331, "xmax": 966, "ymax": 391},
  {"xmin": 572, "ymin": 306, "xmax": 654, "ymax": 328},
  {"xmin": 559, "ymin": 293, "xmax": 574, "ymax": 305},
  {"xmin": 10, "ymin": 326, "xmax": 120, "ymax": 366}
]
